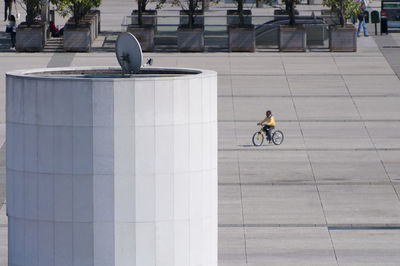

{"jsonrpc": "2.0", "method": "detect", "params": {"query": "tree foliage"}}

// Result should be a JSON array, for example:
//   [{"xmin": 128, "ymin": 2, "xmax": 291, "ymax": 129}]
[
  {"xmin": 323, "ymin": 0, "xmax": 361, "ymax": 25},
  {"xmin": 52, "ymin": 0, "xmax": 101, "ymax": 26}
]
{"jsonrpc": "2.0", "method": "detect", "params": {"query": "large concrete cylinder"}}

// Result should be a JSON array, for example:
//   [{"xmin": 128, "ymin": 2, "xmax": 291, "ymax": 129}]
[{"xmin": 6, "ymin": 67, "xmax": 218, "ymax": 266}]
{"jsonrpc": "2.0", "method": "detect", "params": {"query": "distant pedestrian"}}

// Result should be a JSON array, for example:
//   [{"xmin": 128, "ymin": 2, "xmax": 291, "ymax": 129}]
[
  {"xmin": 357, "ymin": 0, "xmax": 369, "ymax": 37},
  {"xmin": 7, "ymin": 15, "xmax": 16, "ymax": 49},
  {"xmin": 4, "ymin": 0, "xmax": 15, "ymax": 21}
]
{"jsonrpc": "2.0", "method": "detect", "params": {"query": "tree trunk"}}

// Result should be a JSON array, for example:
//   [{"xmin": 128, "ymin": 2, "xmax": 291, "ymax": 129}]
[
  {"xmin": 339, "ymin": 0, "xmax": 345, "ymax": 26},
  {"xmin": 189, "ymin": 0, "xmax": 194, "ymax": 28},
  {"xmin": 238, "ymin": 0, "xmax": 244, "ymax": 26}
]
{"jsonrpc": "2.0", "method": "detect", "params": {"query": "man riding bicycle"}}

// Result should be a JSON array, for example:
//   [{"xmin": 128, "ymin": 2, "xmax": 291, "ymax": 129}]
[{"xmin": 258, "ymin": 110, "xmax": 275, "ymax": 143}]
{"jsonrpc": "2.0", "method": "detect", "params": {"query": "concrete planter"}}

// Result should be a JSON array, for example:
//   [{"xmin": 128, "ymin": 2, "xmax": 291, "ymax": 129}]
[
  {"xmin": 6, "ymin": 66, "xmax": 217, "ymax": 266},
  {"xmin": 279, "ymin": 25, "xmax": 306, "ymax": 52},
  {"xmin": 226, "ymin": 10, "xmax": 252, "ymax": 26},
  {"xmin": 228, "ymin": 25, "xmax": 255, "ymax": 52},
  {"xmin": 329, "ymin": 25, "xmax": 357, "ymax": 52},
  {"xmin": 179, "ymin": 10, "xmax": 204, "ymax": 27},
  {"xmin": 131, "ymin": 10, "xmax": 157, "ymax": 26},
  {"xmin": 89, "ymin": 9, "xmax": 101, "ymax": 33},
  {"xmin": 127, "ymin": 25, "xmax": 155, "ymax": 52},
  {"xmin": 177, "ymin": 26, "xmax": 205, "ymax": 52},
  {"xmin": 64, "ymin": 25, "xmax": 92, "ymax": 52},
  {"xmin": 16, "ymin": 23, "xmax": 45, "ymax": 52}
]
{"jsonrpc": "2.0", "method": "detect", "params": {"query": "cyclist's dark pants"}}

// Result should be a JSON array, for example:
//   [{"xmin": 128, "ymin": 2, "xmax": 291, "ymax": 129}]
[{"xmin": 263, "ymin": 125, "xmax": 274, "ymax": 141}]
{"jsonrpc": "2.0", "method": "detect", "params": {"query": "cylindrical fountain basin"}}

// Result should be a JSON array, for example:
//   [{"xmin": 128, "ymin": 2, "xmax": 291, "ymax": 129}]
[{"xmin": 6, "ymin": 67, "xmax": 217, "ymax": 266}]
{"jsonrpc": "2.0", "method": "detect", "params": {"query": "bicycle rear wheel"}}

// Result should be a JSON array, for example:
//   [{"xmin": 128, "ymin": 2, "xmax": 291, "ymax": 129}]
[
  {"xmin": 272, "ymin": 130, "xmax": 284, "ymax": 145},
  {"xmin": 252, "ymin": 131, "xmax": 264, "ymax": 146}
]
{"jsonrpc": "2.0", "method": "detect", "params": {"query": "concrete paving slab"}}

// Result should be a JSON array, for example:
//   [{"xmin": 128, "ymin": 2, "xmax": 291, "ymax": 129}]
[
  {"xmin": 245, "ymin": 227, "xmax": 337, "ymax": 266},
  {"xmin": 288, "ymin": 75, "xmax": 349, "ymax": 96},
  {"xmin": 219, "ymin": 151, "xmax": 240, "ymax": 184},
  {"xmin": 0, "ymin": 124, "xmax": 4, "ymax": 147},
  {"xmin": 343, "ymin": 75, "xmax": 400, "ymax": 96},
  {"xmin": 237, "ymin": 150, "xmax": 314, "ymax": 184},
  {"xmin": 300, "ymin": 122, "xmax": 372, "ymax": 150},
  {"xmin": 331, "ymin": 229, "xmax": 400, "ymax": 266},
  {"xmin": 377, "ymin": 151, "xmax": 400, "ymax": 182},
  {"xmin": 354, "ymin": 97, "xmax": 400, "ymax": 121},
  {"xmin": 0, "ymin": 206, "xmax": 6, "ymax": 266},
  {"xmin": 308, "ymin": 151, "xmax": 389, "ymax": 184},
  {"xmin": 232, "ymin": 75, "xmax": 290, "ymax": 97},
  {"xmin": 294, "ymin": 97, "xmax": 361, "ymax": 121},
  {"xmin": 282, "ymin": 56, "xmax": 339, "ymax": 75},
  {"xmin": 365, "ymin": 122, "xmax": 400, "ymax": 149},
  {"xmin": 218, "ymin": 122, "xmax": 237, "ymax": 150},
  {"xmin": 334, "ymin": 56, "xmax": 395, "ymax": 75},
  {"xmin": 219, "ymin": 185, "xmax": 244, "ymax": 225},
  {"xmin": 218, "ymin": 227, "xmax": 246, "ymax": 266},
  {"xmin": 218, "ymin": 98, "xmax": 235, "ymax": 121},
  {"xmin": 218, "ymin": 75, "xmax": 232, "ymax": 97},
  {"xmin": 319, "ymin": 185, "xmax": 400, "ymax": 225},
  {"xmin": 241, "ymin": 185, "xmax": 326, "ymax": 225},
  {"xmin": 233, "ymin": 97, "xmax": 297, "ymax": 121},
  {"xmin": 230, "ymin": 57, "xmax": 285, "ymax": 75}
]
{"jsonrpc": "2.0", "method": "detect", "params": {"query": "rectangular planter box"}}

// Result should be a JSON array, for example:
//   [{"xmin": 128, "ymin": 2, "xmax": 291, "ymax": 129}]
[
  {"xmin": 64, "ymin": 26, "xmax": 92, "ymax": 52},
  {"xmin": 227, "ymin": 10, "xmax": 252, "ymax": 26},
  {"xmin": 329, "ymin": 25, "xmax": 357, "ymax": 52},
  {"xmin": 16, "ymin": 23, "xmax": 45, "ymax": 52},
  {"xmin": 177, "ymin": 26, "xmax": 204, "ymax": 52},
  {"xmin": 279, "ymin": 25, "xmax": 306, "ymax": 52},
  {"xmin": 89, "ymin": 9, "xmax": 101, "ymax": 34},
  {"xmin": 179, "ymin": 10, "xmax": 204, "ymax": 27},
  {"xmin": 228, "ymin": 25, "xmax": 255, "ymax": 52},
  {"xmin": 131, "ymin": 10, "xmax": 157, "ymax": 26},
  {"xmin": 127, "ymin": 25, "xmax": 155, "ymax": 52}
]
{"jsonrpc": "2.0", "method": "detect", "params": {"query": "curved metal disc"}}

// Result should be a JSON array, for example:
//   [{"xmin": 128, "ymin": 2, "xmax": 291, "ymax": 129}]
[{"xmin": 115, "ymin": 32, "xmax": 142, "ymax": 74}]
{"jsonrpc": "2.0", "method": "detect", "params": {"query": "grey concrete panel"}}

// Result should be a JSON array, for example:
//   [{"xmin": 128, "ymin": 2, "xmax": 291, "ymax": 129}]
[
  {"xmin": 334, "ymin": 56, "xmax": 395, "ymax": 75},
  {"xmin": 219, "ymin": 185, "xmax": 243, "ymax": 225},
  {"xmin": 218, "ymin": 151, "xmax": 240, "ymax": 184},
  {"xmin": 294, "ymin": 97, "xmax": 361, "ymax": 121},
  {"xmin": 309, "ymin": 151, "xmax": 389, "ymax": 184},
  {"xmin": 300, "ymin": 122, "xmax": 374, "ymax": 150},
  {"xmin": 233, "ymin": 97, "xmax": 297, "ymax": 122},
  {"xmin": 377, "ymin": 151, "xmax": 400, "ymax": 182},
  {"xmin": 343, "ymin": 75, "xmax": 400, "ymax": 96},
  {"xmin": 331, "ymin": 230, "xmax": 400, "ymax": 265},
  {"xmin": 319, "ymin": 185, "xmax": 400, "ymax": 224},
  {"xmin": 230, "ymin": 57, "xmax": 285, "ymax": 75},
  {"xmin": 218, "ymin": 227, "xmax": 246, "ymax": 266},
  {"xmin": 282, "ymin": 56, "xmax": 340, "ymax": 75},
  {"xmin": 245, "ymin": 227, "xmax": 337, "ymax": 266},
  {"xmin": 232, "ymin": 75, "xmax": 290, "ymax": 97},
  {"xmin": 218, "ymin": 122, "xmax": 237, "ymax": 150},
  {"xmin": 365, "ymin": 122, "xmax": 400, "ymax": 149},
  {"xmin": 218, "ymin": 98, "xmax": 235, "ymax": 121},
  {"xmin": 238, "ymin": 150, "xmax": 314, "ymax": 184},
  {"xmin": 241, "ymin": 185, "xmax": 326, "ymax": 225},
  {"xmin": 354, "ymin": 97, "xmax": 400, "ymax": 121},
  {"xmin": 288, "ymin": 75, "xmax": 349, "ymax": 96}
]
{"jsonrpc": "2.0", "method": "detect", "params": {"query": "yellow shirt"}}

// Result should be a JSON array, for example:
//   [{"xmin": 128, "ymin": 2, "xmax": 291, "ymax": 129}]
[{"xmin": 261, "ymin": 115, "xmax": 275, "ymax": 126}]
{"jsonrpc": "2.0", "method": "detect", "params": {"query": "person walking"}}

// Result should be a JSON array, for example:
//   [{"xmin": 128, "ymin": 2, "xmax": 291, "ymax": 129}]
[
  {"xmin": 357, "ymin": 0, "xmax": 369, "ymax": 37},
  {"xmin": 4, "ymin": 0, "xmax": 15, "ymax": 21},
  {"xmin": 7, "ymin": 15, "xmax": 16, "ymax": 49}
]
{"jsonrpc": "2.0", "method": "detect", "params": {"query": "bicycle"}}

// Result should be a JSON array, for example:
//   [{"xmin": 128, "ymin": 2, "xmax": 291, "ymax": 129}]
[{"xmin": 252, "ymin": 125, "xmax": 284, "ymax": 146}]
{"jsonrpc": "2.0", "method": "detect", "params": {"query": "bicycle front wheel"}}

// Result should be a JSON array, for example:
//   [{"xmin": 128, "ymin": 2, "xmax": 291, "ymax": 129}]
[
  {"xmin": 252, "ymin": 131, "xmax": 264, "ymax": 146},
  {"xmin": 272, "ymin": 130, "xmax": 284, "ymax": 145}
]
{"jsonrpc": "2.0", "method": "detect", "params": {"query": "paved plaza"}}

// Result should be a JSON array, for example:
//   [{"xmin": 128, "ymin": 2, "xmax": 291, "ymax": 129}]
[{"xmin": 1, "ymin": 0, "xmax": 400, "ymax": 265}]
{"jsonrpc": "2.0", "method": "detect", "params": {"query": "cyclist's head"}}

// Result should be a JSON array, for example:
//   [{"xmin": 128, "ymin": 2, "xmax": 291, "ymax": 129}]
[{"xmin": 266, "ymin": 110, "xmax": 272, "ymax": 117}]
